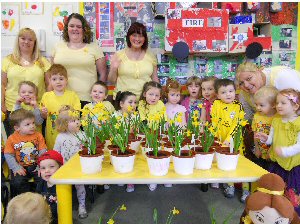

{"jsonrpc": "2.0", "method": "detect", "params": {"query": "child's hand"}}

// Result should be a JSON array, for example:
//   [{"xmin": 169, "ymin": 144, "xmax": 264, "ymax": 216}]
[
  {"xmin": 275, "ymin": 147, "xmax": 283, "ymax": 157},
  {"xmin": 254, "ymin": 132, "xmax": 268, "ymax": 142},
  {"xmin": 41, "ymin": 105, "xmax": 48, "ymax": 118},
  {"xmin": 110, "ymin": 53, "xmax": 122, "ymax": 71},
  {"xmin": 16, "ymin": 96, "xmax": 24, "ymax": 105},
  {"xmin": 14, "ymin": 167, "xmax": 26, "ymax": 176}
]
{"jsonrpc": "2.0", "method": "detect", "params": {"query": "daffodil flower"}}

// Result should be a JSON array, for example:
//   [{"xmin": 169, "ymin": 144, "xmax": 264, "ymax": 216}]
[
  {"xmin": 120, "ymin": 204, "xmax": 127, "ymax": 211},
  {"xmin": 241, "ymin": 120, "xmax": 248, "ymax": 126},
  {"xmin": 186, "ymin": 130, "xmax": 192, "ymax": 137},
  {"xmin": 172, "ymin": 207, "xmax": 180, "ymax": 215},
  {"xmin": 127, "ymin": 105, "xmax": 133, "ymax": 113},
  {"xmin": 107, "ymin": 219, "xmax": 114, "ymax": 224},
  {"xmin": 198, "ymin": 103, "xmax": 203, "ymax": 109}
]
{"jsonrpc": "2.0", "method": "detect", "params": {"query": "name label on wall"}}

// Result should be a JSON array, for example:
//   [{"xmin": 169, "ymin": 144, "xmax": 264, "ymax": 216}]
[{"xmin": 182, "ymin": 19, "xmax": 204, "ymax": 27}]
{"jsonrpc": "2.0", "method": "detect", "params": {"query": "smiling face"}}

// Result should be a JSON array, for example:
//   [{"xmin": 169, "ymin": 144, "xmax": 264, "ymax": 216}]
[
  {"xmin": 39, "ymin": 159, "xmax": 60, "ymax": 182},
  {"xmin": 18, "ymin": 32, "xmax": 35, "ymax": 55},
  {"xmin": 168, "ymin": 89, "xmax": 181, "ymax": 105},
  {"xmin": 15, "ymin": 118, "xmax": 36, "ymax": 135},
  {"xmin": 90, "ymin": 84, "xmax": 107, "ymax": 103},
  {"xmin": 19, "ymin": 84, "xmax": 36, "ymax": 105},
  {"xmin": 120, "ymin": 95, "xmax": 137, "ymax": 113},
  {"xmin": 217, "ymin": 84, "xmax": 236, "ymax": 104},
  {"xmin": 187, "ymin": 82, "xmax": 200, "ymax": 99},
  {"xmin": 129, "ymin": 33, "xmax": 145, "ymax": 49},
  {"xmin": 249, "ymin": 206, "xmax": 289, "ymax": 224},
  {"xmin": 144, "ymin": 87, "xmax": 161, "ymax": 105},
  {"xmin": 50, "ymin": 74, "xmax": 67, "ymax": 93},
  {"xmin": 68, "ymin": 18, "xmax": 83, "ymax": 43},
  {"xmin": 238, "ymin": 71, "xmax": 265, "ymax": 94},
  {"xmin": 201, "ymin": 80, "xmax": 216, "ymax": 102},
  {"xmin": 276, "ymin": 94, "xmax": 299, "ymax": 118}
]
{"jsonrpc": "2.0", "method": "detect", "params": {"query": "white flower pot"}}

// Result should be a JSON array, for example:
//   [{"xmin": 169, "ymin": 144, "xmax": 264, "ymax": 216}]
[
  {"xmin": 146, "ymin": 151, "xmax": 171, "ymax": 176},
  {"xmin": 216, "ymin": 151, "xmax": 239, "ymax": 171},
  {"xmin": 129, "ymin": 140, "xmax": 142, "ymax": 152},
  {"xmin": 111, "ymin": 149, "xmax": 136, "ymax": 174},
  {"xmin": 79, "ymin": 154, "xmax": 104, "ymax": 174},
  {"xmin": 172, "ymin": 150, "xmax": 195, "ymax": 175},
  {"xmin": 194, "ymin": 151, "xmax": 214, "ymax": 170}
]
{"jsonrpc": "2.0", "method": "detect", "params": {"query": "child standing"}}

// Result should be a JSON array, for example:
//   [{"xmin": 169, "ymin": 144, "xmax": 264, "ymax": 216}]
[
  {"xmin": 53, "ymin": 106, "xmax": 88, "ymax": 218},
  {"xmin": 252, "ymin": 86, "xmax": 279, "ymax": 170},
  {"xmin": 4, "ymin": 109, "xmax": 47, "ymax": 196},
  {"xmin": 255, "ymin": 88, "xmax": 300, "ymax": 215},
  {"xmin": 181, "ymin": 76, "xmax": 203, "ymax": 123},
  {"xmin": 211, "ymin": 79, "xmax": 249, "ymax": 202},
  {"xmin": 37, "ymin": 150, "xmax": 64, "ymax": 224},
  {"xmin": 200, "ymin": 76, "xmax": 217, "ymax": 123},
  {"xmin": 40, "ymin": 64, "xmax": 81, "ymax": 149},
  {"xmin": 14, "ymin": 81, "xmax": 43, "ymax": 132},
  {"xmin": 164, "ymin": 79, "xmax": 186, "ymax": 127}
]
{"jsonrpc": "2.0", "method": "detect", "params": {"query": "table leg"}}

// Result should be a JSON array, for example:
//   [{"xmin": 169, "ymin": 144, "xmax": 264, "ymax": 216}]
[
  {"xmin": 250, "ymin": 181, "xmax": 258, "ymax": 193},
  {"xmin": 56, "ymin": 184, "xmax": 72, "ymax": 224}
]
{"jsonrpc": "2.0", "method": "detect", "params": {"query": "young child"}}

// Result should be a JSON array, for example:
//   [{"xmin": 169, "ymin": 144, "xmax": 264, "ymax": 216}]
[
  {"xmin": 164, "ymin": 78, "xmax": 186, "ymax": 127},
  {"xmin": 211, "ymin": 79, "xmax": 249, "ymax": 202},
  {"xmin": 255, "ymin": 88, "xmax": 300, "ymax": 216},
  {"xmin": 200, "ymin": 76, "xmax": 217, "ymax": 123},
  {"xmin": 252, "ymin": 86, "xmax": 279, "ymax": 170},
  {"xmin": 115, "ymin": 91, "xmax": 137, "ymax": 193},
  {"xmin": 53, "ymin": 106, "xmax": 88, "ymax": 219},
  {"xmin": 4, "ymin": 192, "xmax": 52, "ymax": 224},
  {"xmin": 4, "ymin": 109, "xmax": 47, "ymax": 196},
  {"xmin": 181, "ymin": 76, "xmax": 203, "ymax": 123},
  {"xmin": 37, "ymin": 150, "xmax": 64, "ymax": 224},
  {"xmin": 40, "ymin": 64, "xmax": 81, "ymax": 149},
  {"xmin": 14, "ymin": 81, "xmax": 43, "ymax": 132}
]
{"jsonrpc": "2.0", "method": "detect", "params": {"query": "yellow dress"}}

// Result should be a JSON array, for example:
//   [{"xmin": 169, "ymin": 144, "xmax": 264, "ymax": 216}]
[
  {"xmin": 40, "ymin": 90, "xmax": 81, "ymax": 149},
  {"xmin": 138, "ymin": 100, "xmax": 167, "ymax": 123}
]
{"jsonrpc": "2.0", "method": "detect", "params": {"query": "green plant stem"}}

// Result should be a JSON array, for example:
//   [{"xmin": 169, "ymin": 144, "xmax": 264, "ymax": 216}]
[{"xmin": 110, "ymin": 205, "xmax": 121, "ymax": 220}]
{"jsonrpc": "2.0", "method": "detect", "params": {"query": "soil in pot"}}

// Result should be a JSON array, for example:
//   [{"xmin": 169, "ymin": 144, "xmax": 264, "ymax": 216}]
[
  {"xmin": 172, "ymin": 150, "xmax": 196, "ymax": 158},
  {"xmin": 111, "ymin": 149, "xmax": 136, "ymax": 156},
  {"xmin": 146, "ymin": 151, "xmax": 171, "ymax": 158},
  {"xmin": 79, "ymin": 147, "xmax": 103, "ymax": 157}
]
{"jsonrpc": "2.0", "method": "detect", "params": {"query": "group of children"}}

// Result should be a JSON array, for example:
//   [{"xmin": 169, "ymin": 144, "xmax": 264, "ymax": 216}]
[{"xmin": 2, "ymin": 63, "xmax": 300, "ymax": 221}]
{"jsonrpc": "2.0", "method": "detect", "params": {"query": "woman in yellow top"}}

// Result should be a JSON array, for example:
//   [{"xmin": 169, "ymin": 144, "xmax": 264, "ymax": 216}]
[
  {"xmin": 1, "ymin": 28, "xmax": 51, "ymax": 136},
  {"xmin": 52, "ymin": 13, "xmax": 107, "ymax": 107},
  {"xmin": 108, "ymin": 22, "xmax": 158, "ymax": 100}
]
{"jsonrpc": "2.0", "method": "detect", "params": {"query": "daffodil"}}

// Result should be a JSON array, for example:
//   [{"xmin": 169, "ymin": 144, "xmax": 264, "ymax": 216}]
[
  {"xmin": 172, "ymin": 207, "xmax": 180, "ymax": 215},
  {"xmin": 120, "ymin": 204, "xmax": 127, "ymax": 211},
  {"xmin": 186, "ymin": 130, "xmax": 192, "ymax": 137},
  {"xmin": 175, "ymin": 113, "xmax": 182, "ymax": 123},
  {"xmin": 198, "ymin": 103, "xmax": 203, "ymax": 109},
  {"xmin": 127, "ymin": 105, "xmax": 133, "ymax": 113},
  {"xmin": 81, "ymin": 120, "xmax": 88, "ymax": 127},
  {"xmin": 241, "ymin": 120, "xmax": 248, "ymax": 126},
  {"xmin": 107, "ymin": 219, "xmax": 114, "ymax": 224}
]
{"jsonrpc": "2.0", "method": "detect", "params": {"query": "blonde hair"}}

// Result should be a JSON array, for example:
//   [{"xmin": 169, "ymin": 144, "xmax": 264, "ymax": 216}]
[
  {"xmin": 254, "ymin": 86, "xmax": 278, "ymax": 105},
  {"xmin": 48, "ymin": 64, "xmax": 68, "ymax": 79},
  {"xmin": 10, "ymin": 28, "xmax": 44, "ymax": 68},
  {"xmin": 4, "ymin": 192, "xmax": 52, "ymax": 224},
  {"xmin": 18, "ymin": 81, "xmax": 38, "ymax": 97},
  {"xmin": 55, "ymin": 105, "xmax": 80, "ymax": 132},
  {"xmin": 236, "ymin": 62, "xmax": 261, "ymax": 81}
]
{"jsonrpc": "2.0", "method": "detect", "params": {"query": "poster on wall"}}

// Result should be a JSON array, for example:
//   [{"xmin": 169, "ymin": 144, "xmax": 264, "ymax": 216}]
[
  {"xmin": 21, "ymin": 2, "xmax": 43, "ymax": 15},
  {"xmin": 52, "ymin": 4, "xmax": 73, "ymax": 36},
  {"xmin": 96, "ymin": 2, "xmax": 114, "ymax": 47},
  {"xmin": 1, "ymin": 4, "xmax": 19, "ymax": 36}
]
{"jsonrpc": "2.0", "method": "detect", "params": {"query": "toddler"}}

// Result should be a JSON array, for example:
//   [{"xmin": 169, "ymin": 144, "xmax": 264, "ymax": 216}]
[
  {"xmin": 40, "ymin": 64, "xmax": 81, "ymax": 149},
  {"xmin": 200, "ymin": 76, "xmax": 217, "ymax": 123},
  {"xmin": 252, "ymin": 86, "xmax": 278, "ymax": 170},
  {"xmin": 211, "ymin": 79, "xmax": 249, "ymax": 202},
  {"xmin": 37, "ymin": 150, "xmax": 64, "ymax": 224},
  {"xmin": 53, "ymin": 106, "xmax": 88, "ymax": 218},
  {"xmin": 255, "ymin": 88, "xmax": 300, "ymax": 215},
  {"xmin": 4, "ymin": 109, "xmax": 47, "ymax": 196}
]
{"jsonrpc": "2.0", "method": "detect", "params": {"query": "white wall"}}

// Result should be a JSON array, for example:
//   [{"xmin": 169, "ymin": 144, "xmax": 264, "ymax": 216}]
[{"xmin": 1, "ymin": 2, "xmax": 79, "ymax": 58}]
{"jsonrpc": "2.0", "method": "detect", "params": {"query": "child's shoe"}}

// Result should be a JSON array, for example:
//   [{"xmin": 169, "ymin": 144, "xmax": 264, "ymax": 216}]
[
  {"xmin": 104, "ymin": 184, "xmax": 110, "ymax": 190},
  {"xmin": 148, "ymin": 184, "xmax": 157, "ymax": 191},
  {"xmin": 211, "ymin": 183, "xmax": 219, "ymax": 189},
  {"xmin": 200, "ymin": 183, "xmax": 208, "ymax": 192},
  {"xmin": 78, "ymin": 206, "xmax": 88, "ymax": 219},
  {"xmin": 240, "ymin": 190, "xmax": 250, "ymax": 203},
  {"xmin": 164, "ymin": 184, "xmax": 172, "ymax": 188},
  {"xmin": 126, "ymin": 184, "xmax": 135, "ymax": 193},
  {"xmin": 224, "ymin": 185, "xmax": 235, "ymax": 198}
]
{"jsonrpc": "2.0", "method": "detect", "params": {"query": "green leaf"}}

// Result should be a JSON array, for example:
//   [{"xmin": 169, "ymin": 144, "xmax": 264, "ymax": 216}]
[
  {"xmin": 98, "ymin": 216, "xmax": 102, "ymax": 224},
  {"xmin": 153, "ymin": 208, "xmax": 158, "ymax": 224}
]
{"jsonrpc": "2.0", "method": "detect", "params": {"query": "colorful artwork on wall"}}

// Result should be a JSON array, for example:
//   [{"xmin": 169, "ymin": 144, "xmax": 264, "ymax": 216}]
[
  {"xmin": 21, "ymin": 2, "xmax": 43, "ymax": 15},
  {"xmin": 52, "ymin": 4, "xmax": 73, "ymax": 36},
  {"xmin": 1, "ymin": 4, "xmax": 19, "ymax": 36},
  {"xmin": 96, "ymin": 2, "xmax": 114, "ymax": 47}
]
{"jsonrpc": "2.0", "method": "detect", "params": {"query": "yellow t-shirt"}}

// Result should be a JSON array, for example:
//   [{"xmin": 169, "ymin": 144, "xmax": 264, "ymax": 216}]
[
  {"xmin": 113, "ymin": 48, "xmax": 157, "ymax": 99},
  {"xmin": 138, "ymin": 100, "xmax": 167, "ymax": 122},
  {"xmin": 1, "ymin": 56, "xmax": 51, "ymax": 111},
  {"xmin": 52, "ymin": 41, "xmax": 104, "ymax": 102},
  {"xmin": 40, "ymin": 90, "xmax": 81, "ymax": 149},
  {"xmin": 270, "ymin": 116, "xmax": 300, "ymax": 171}
]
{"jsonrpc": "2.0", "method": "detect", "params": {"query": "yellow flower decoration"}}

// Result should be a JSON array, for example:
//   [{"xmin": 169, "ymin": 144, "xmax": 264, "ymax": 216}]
[
  {"xmin": 175, "ymin": 113, "xmax": 182, "ymax": 123},
  {"xmin": 127, "ymin": 105, "xmax": 133, "ymax": 113},
  {"xmin": 241, "ymin": 120, "xmax": 248, "ymax": 127},
  {"xmin": 114, "ymin": 123, "xmax": 120, "ymax": 129},
  {"xmin": 238, "ymin": 112, "xmax": 245, "ymax": 119},
  {"xmin": 123, "ymin": 112, "xmax": 128, "ymax": 118},
  {"xmin": 120, "ymin": 204, "xmax": 127, "ymax": 211},
  {"xmin": 81, "ymin": 120, "xmax": 88, "ymax": 127},
  {"xmin": 186, "ymin": 130, "xmax": 192, "ymax": 137},
  {"xmin": 107, "ymin": 219, "xmax": 114, "ymax": 224},
  {"xmin": 81, "ymin": 107, "xmax": 90, "ymax": 117},
  {"xmin": 172, "ymin": 207, "xmax": 180, "ymax": 215},
  {"xmin": 198, "ymin": 103, "xmax": 203, "ymax": 109},
  {"xmin": 68, "ymin": 110, "xmax": 79, "ymax": 118},
  {"xmin": 192, "ymin": 121, "xmax": 200, "ymax": 127},
  {"xmin": 205, "ymin": 121, "xmax": 209, "ymax": 127},
  {"xmin": 133, "ymin": 111, "xmax": 138, "ymax": 116}
]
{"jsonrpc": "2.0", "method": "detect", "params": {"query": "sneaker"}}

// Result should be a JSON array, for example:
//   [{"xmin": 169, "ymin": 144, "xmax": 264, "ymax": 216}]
[
  {"xmin": 148, "ymin": 184, "xmax": 157, "ymax": 191},
  {"xmin": 164, "ymin": 184, "xmax": 172, "ymax": 188},
  {"xmin": 126, "ymin": 184, "xmax": 135, "ymax": 193},
  {"xmin": 224, "ymin": 186, "xmax": 235, "ymax": 198},
  {"xmin": 104, "ymin": 184, "xmax": 110, "ymax": 190},
  {"xmin": 211, "ymin": 183, "xmax": 219, "ymax": 189},
  {"xmin": 200, "ymin": 184, "xmax": 208, "ymax": 192},
  {"xmin": 240, "ymin": 190, "xmax": 250, "ymax": 203},
  {"xmin": 78, "ymin": 206, "xmax": 88, "ymax": 219}
]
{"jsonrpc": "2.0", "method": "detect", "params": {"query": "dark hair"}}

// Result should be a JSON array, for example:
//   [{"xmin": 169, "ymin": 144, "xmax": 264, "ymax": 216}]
[
  {"xmin": 139, "ymin": 81, "xmax": 162, "ymax": 102},
  {"xmin": 62, "ymin": 13, "xmax": 92, "ymax": 44},
  {"xmin": 91, "ymin": 81, "xmax": 108, "ymax": 95},
  {"xmin": 114, "ymin": 91, "xmax": 136, "ymax": 110},
  {"xmin": 126, "ymin": 22, "xmax": 148, "ymax": 50},
  {"xmin": 10, "ymin": 109, "xmax": 35, "ymax": 127},
  {"xmin": 214, "ymin": 78, "xmax": 235, "ymax": 92}
]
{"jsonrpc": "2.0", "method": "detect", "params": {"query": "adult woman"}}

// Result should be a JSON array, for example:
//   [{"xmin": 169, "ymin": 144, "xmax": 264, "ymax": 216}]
[
  {"xmin": 108, "ymin": 22, "xmax": 158, "ymax": 99},
  {"xmin": 236, "ymin": 62, "xmax": 300, "ymax": 121},
  {"xmin": 52, "ymin": 13, "xmax": 107, "ymax": 107},
  {"xmin": 1, "ymin": 28, "xmax": 51, "ymax": 136}
]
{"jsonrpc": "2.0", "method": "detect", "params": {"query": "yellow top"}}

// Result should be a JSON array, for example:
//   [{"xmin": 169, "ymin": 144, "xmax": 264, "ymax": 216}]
[
  {"xmin": 40, "ymin": 90, "xmax": 81, "ymax": 149},
  {"xmin": 114, "ymin": 48, "xmax": 157, "ymax": 99},
  {"xmin": 83, "ymin": 101, "xmax": 115, "ymax": 114},
  {"xmin": 138, "ymin": 100, "xmax": 167, "ymax": 123},
  {"xmin": 2, "ymin": 56, "xmax": 51, "ymax": 111},
  {"xmin": 270, "ymin": 116, "xmax": 300, "ymax": 171},
  {"xmin": 52, "ymin": 41, "xmax": 104, "ymax": 102}
]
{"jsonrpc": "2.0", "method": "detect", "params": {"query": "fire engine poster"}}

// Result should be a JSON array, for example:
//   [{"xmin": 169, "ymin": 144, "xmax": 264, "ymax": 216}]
[{"xmin": 96, "ymin": 2, "xmax": 114, "ymax": 47}]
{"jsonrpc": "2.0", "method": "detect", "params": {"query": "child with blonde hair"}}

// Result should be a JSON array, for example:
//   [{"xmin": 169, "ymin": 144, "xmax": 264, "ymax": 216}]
[
  {"xmin": 255, "ymin": 88, "xmax": 300, "ymax": 215},
  {"xmin": 53, "ymin": 105, "xmax": 88, "ymax": 218},
  {"xmin": 40, "ymin": 64, "xmax": 81, "ymax": 149}
]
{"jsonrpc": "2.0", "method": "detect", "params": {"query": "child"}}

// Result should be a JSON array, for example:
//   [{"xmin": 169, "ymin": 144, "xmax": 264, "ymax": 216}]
[
  {"xmin": 4, "ymin": 109, "xmax": 47, "ymax": 196},
  {"xmin": 115, "ymin": 91, "xmax": 137, "ymax": 193},
  {"xmin": 211, "ymin": 79, "xmax": 249, "ymax": 202},
  {"xmin": 164, "ymin": 78, "xmax": 186, "ymax": 127},
  {"xmin": 200, "ymin": 76, "xmax": 217, "ymax": 123},
  {"xmin": 138, "ymin": 81, "xmax": 170, "ymax": 191},
  {"xmin": 40, "ymin": 64, "xmax": 81, "ymax": 149},
  {"xmin": 252, "ymin": 86, "xmax": 279, "ymax": 170},
  {"xmin": 255, "ymin": 88, "xmax": 300, "ymax": 215},
  {"xmin": 53, "ymin": 106, "xmax": 88, "ymax": 218},
  {"xmin": 37, "ymin": 150, "xmax": 64, "ymax": 224},
  {"xmin": 4, "ymin": 192, "xmax": 52, "ymax": 224},
  {"xmin": 181, "ymin": 76, "xmax": 203, "ymax": 123},
  {"xmin": 14, "ymin": 81, "xmax": 43, "ymax": 132}
]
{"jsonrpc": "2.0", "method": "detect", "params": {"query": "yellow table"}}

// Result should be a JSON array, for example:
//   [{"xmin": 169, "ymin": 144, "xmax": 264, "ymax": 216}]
[{"xmin": 51, "ymin": 153, "xmax": 268, "ymax": 224}]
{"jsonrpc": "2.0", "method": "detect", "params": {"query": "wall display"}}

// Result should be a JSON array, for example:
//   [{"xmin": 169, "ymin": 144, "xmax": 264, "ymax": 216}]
[
  {"xmin": 52, "ymin": 4, "xmax": 73, "ymax": 36},
  {"xmin": 272, "ymin": 25, "xmax": 297, "ymax": 51},
  {"xmin": 96, "ymin": 2, "xmax": 114, "ymax": 47},
  {"xmin": 270, "ymin": 2, "xmax": 298, "ymax": 26},
  {"xmin": 21, "ymin": 2, "xmax": 43, "ymax": 15},
  {"xmin": 1, "ymin": 4, "xmax": 19, "ymax": 36},
  {"xmin": 81, "ymin": 2, "xmax": 96, "ymax": 41}
]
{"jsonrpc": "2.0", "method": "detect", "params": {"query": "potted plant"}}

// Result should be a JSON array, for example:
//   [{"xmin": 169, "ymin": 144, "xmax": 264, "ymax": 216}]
[
  {"xmin": 184, "ymin": 109, "xmax": 202, "ymax": 147},
  {"xmin": 127, "ymin": 110, "xmax": 143, "ymax": 152}
]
